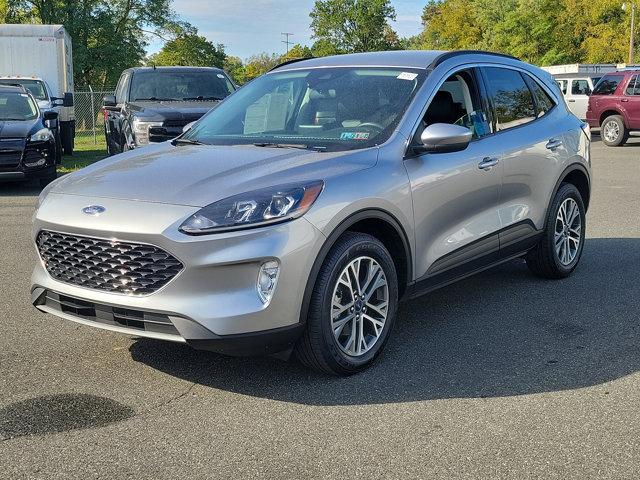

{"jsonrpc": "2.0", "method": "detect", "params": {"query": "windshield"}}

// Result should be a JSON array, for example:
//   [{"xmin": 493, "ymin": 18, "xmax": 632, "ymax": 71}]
[
  {"xmin": 183, "ymin": 67, "xmax": 426, "ymax": 152},
  {"xmin": 0, "ymin": 79, "xmax": 48, "ymax": 101},
  {"xmin": 0, "ymin": 91, "xmax": 39, "ymax": 121},
  {"xmin": 130, "ymin": 71, "xmax": 235, "ymax": 101}
]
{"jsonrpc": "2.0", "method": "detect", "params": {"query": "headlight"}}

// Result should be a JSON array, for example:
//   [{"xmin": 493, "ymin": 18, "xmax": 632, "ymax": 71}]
[
  {"xmin": 132, "ymin": 118, "xmax": 163, "ymax": 145},
  {"xmin": 29, "ymin": 128, "xmax": 53, "ymax": 142},
  {"xmin": 180, "ymin": 181, "xmax": 324, "ymax": 234}
]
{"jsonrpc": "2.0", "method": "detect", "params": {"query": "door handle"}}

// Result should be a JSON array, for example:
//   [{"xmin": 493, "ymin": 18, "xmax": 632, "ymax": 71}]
[
  {"xmin": 478, "ymin": 157, "xmax": 499, "ymax": 170},
  {"xmin": 568, "ymin": 99, "xmax": 576, "ymax": 102},
  {"xmin": 546, "ymin": 138, "xmax": 563, "ymax": 150},
  {"xmin": 621, "ymin": 98, "xmax": 629, "ymax": 102}
]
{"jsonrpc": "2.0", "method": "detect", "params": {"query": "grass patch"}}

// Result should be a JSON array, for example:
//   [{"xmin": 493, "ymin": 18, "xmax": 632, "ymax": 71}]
[{"xmin": 58, "ymin": 133, "xmax": 108, "ymax": 173}]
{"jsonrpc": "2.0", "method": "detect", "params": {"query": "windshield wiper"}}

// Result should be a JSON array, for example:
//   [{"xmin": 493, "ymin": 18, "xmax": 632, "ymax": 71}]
[
  {"xmin": 182, "ymin": 96, "xmax": 224, "ymax": 101},
  {"xmin": 253, "ymin": 142, "xmax": 326, "ymax": 152},
  {"xmin": 173, "ymin": 138, "xmax": 206, "ymax": 146},
  {"xmin": 133, "ymin": 97, "xmax": 179, "ymax": 101}
]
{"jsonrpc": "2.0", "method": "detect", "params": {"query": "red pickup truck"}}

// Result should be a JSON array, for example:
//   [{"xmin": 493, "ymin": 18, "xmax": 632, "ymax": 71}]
[{"xmin": 586, "ymin": 70, "xmax": 640, "ymax": 146}]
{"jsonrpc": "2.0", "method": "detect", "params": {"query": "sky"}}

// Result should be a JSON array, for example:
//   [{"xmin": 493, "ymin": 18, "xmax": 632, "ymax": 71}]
[{"xmin": 147, "ymin": 0, "xmax": 425, "ymax": 60}]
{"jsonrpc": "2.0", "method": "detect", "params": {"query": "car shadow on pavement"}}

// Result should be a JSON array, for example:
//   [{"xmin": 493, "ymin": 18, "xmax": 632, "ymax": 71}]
[
  {"xmin": 0, "ymin": 181, "xmax": 43, "ymax": 197},
  {"xmin": 129, "ymin": 238, "xmax": 640, "ymax": 406}
]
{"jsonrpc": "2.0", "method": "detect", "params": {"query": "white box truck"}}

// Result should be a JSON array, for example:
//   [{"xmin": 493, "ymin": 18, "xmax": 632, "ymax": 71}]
[{"xmin": 0, "ymin": 24, "xmax": 75, "ymax": 154}]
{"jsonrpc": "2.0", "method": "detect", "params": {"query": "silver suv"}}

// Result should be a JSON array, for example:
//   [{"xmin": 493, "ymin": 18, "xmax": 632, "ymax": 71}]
[{"xmin": 32, "ymin": 51, "xmax": 591, "ymax": 375}]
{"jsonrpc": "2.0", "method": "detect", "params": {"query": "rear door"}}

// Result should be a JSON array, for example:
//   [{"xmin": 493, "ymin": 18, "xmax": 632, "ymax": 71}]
[
  {"xmin": 623, "ymin": 75, "xmax": 640, "ymax": 129},
  {"xmin": 566, "ymin": 78, "xmax": 591, "ymax": 119},
  {"xmin": 480, "ymin": 66, "xmax": 569, "ymax": 254}
]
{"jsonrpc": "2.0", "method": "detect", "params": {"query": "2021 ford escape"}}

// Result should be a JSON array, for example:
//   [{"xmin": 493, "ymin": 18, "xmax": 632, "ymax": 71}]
[{"xmin": 32, "ymin": 51, "xmax": 591, "ymax": 375}]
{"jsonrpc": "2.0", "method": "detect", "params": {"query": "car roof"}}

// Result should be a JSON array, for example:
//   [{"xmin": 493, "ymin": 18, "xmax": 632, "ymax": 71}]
[
  {"xmin": 270, "ymin": 50, "xmax": 522, "ymax": 72},
  {"xmin": 0, "ymin": 85, "xmax": 27, "ymax": 93},
  {"xmin": 126, "ymin": 66, "xmax": 225, "ymax": 74}
]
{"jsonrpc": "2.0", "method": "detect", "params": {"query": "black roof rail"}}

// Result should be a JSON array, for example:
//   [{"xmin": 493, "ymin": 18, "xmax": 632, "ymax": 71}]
[
  {"xmin": 269, "ymin": 56, "xmax": 314, "ymax": 72},
  {"xmin": 429, "ymin": 50, "xmax": 520, "ymax": 69}
]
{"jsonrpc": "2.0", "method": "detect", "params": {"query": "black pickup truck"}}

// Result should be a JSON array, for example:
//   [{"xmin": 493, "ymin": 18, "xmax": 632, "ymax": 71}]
[{"xmin": 103, "ymin": 66, "xmax": 236, "ymax": 154}]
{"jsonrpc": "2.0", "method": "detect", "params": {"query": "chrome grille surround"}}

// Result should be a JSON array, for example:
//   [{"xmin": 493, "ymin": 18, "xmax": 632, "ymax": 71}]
[{"xmin": 36, "ymin": 230, "xmax": 184, "ymax": 295}]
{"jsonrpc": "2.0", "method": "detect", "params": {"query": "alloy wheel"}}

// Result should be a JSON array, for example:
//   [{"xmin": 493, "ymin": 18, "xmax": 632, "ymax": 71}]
[
  {"xmin": 554, "ymin": 198, "xmax": 581, "ymax": 265},
  {"xmin": 331, "ymin": 256, "xmax": 389, "ymax": 357},
  {"xmin": 603, "ymin": 120, "xmax": 620, "ymax": 143}
]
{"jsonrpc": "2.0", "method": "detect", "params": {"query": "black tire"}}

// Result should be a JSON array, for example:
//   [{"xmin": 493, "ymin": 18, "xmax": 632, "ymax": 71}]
[
  {"xmin": 61, "ymin": 121, "xmax": 74, "ymax": 155},
  {"xmin": 295, "ymin": 232, "xmax": 399, "ymax": 375},
  {"xmin": 39, "ymin": 171, "xmax": 57, "ymax": 189},
  {"xmin": 526, "ymin": 183, "xmax": 586, "ymax": 279},
  {"xmin": 600, "ymin": 115, "xmax": 628, "ymax": 147}
]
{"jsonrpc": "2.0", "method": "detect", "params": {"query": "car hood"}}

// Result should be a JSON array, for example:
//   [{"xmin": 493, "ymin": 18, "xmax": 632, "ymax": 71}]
[
  {"xmin": 128, "ymin": 101, "xmax": 220, "ymax": 118},
  {"xmin": 0, "ymin": 119, "xmax": 39, "ymax": 139},
  {"xmin": 50, "ymin": 142, "xmax": 377, "ymax": 207}
]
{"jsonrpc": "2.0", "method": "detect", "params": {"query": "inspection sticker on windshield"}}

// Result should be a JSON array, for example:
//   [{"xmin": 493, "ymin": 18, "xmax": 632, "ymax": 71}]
[
  {"xmin": 397, "ymin": 72, "xmax": 418, "ymax": 81},
  {"xmin": 341, "ymin": 132, "xmax": 370, "ymax": 140},
  {"xmin": 216, "ymin": 74, "xmax": 225, "ymax": 78}
]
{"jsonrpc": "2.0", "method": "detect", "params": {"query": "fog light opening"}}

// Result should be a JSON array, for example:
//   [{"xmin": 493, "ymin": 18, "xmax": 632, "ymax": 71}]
[{"xmin": 257, "ymin": 260, "xmax": 279, "ymax": 304}]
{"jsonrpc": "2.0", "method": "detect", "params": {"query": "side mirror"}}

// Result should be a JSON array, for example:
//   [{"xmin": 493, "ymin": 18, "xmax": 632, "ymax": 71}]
[
  {"xmin": 182, "ymin": 121, "xmax": 195, "ymax": 133},
  {"xmin": 43, "ymin": 111, "xmax": 58, "ymax": 121},
  {"xmin": 103, "ymin": 94, "xmax": 117, "ymax": 108},
  {"xmin": 62, "ymin": 92, "xmax": 74, "ymax": 107},
  {"xmin": 418, "ymin": 123, "xmax": 473, "ymax": 153}
]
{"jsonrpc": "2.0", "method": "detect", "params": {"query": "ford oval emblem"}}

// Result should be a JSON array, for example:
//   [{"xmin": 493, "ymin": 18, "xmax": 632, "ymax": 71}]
[{"xmin": 82, "ymin": 205, "xmax": 106, "ymax": 216}]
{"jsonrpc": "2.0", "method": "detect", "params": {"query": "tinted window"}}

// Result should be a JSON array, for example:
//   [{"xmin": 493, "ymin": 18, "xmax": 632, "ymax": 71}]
[
  {"xmin": 625, "ymin": 75, "xmax": 640, "ymax": 95},
  {"xmin": 115, "ymin": 73, "xmax": 129, "ymax": 104},
  {"xmin": 592, "ymin": 75, "xmax": 622, "ymax": 95},
  {"xmin": 571, "ymin": 79, "xmax": 590, "ymax": 95},
  {"xmin": 130, "ymin": 70, "xmax": 235, "ymax": 101},
  {"xmin": 524, "ymin": 75, "xmax": 556, "ymax": 117},
  {"xmin": 484, "ymin": 67, "xmax": 536, "ymax": 131}
]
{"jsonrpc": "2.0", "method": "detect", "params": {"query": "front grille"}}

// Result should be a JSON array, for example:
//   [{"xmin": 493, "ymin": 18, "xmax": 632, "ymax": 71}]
[
  {"xmin": 0, "ymin": 139, "xmax": 24, "ymax": 168},
  {"xmin": 37, "ymin": 290, "xmax": 180, "ymax": 336},
  {"xmin": 36, "ymin": 231, "xmax": 183, "ymax": 295}
]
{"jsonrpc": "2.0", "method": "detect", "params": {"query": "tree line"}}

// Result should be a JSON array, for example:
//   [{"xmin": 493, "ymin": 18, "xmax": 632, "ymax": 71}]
[{"xmin": 1, "ymin": 0, "xmax": 637, "ymax": 89}]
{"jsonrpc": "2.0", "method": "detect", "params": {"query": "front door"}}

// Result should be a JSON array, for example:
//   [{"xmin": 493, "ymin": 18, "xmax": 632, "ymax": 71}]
[
  {"xmin": 405, "ymin": 67, "xmax": 503, "ymax": 283},
  {"xmin": 565, "ymin": 78, "xmax": 591, "ymax": 120},
  {"xmin": 623, "ymin": 74, "xmax": 640, "ymax": 129}
]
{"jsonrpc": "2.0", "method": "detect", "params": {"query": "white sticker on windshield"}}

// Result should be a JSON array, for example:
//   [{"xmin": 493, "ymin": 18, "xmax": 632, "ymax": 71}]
[
  {"xmin": 397, "ymin": 72, "xmax": 418, "ymax": 81},
  {"xmin": 216, "ymin": 74, "xmax": 225, "ymax": 78}
]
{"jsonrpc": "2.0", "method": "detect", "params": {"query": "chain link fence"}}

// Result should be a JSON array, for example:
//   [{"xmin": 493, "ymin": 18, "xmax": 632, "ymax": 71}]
[{"xmin": 73, "ymin": 88, "xmax": 115, "ymax": 145}]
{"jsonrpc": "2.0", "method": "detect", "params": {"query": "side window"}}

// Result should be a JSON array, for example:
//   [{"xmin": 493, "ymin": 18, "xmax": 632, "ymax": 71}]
[
  {"xmin": 422, "ymin": 68, "xmax": 492, "ymax": 139},
  {"xmin": 483, "ymin": 67, "xmax": 536, "ymax": 131},
  {"xmin": 557, "ymin": 80, "xmax": 567, "ymax": 95},
  {"xmin": 524, "ymin": 75, "xmax": 556, "ymax": 118},
  {"xmin": 592, "ymin": 75, "xmax": 622, "ymax": 95},
  {"xmin": 625, "ymin": 75, "xmax": 639, "ymax": 95},
  {"xmin": 571, "ymin": 79, "xmax": 590, "ymax": 95},
  {"xmin": 115, "ymin": 73, "xmax": 130, "ymax": 104}
]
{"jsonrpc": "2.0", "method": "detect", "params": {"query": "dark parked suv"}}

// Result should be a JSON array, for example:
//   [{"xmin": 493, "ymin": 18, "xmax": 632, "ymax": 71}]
[
  {"xmin": 103, "ymin": 66, "xmax": 236, "ymax": 154},
  {"xmin": 586, "ymin": 70, "xmax": 640, "ymax": 146}
]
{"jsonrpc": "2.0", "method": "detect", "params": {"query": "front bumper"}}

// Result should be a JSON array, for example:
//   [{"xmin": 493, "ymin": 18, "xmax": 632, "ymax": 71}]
[{"xmin": 31, "ymin": 193, "xmax": 326, "ymax": 355}]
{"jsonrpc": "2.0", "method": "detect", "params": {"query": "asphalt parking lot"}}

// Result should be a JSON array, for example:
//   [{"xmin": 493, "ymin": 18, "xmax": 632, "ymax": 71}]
[{"xmin": 1, "ymin": 137, "xmax": 639, "ymax": 479}]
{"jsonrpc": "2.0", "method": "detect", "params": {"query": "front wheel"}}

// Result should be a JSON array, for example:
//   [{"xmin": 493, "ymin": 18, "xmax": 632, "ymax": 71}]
[
  {"xmin": 600, "ymin": 115, "xmax": 628, "ymax": 147},
  {"xmin": 526, "ymin": 183, "xmax": 586, "ymax": 279},
  {"xmin": 295, "ymin": 232, "xmax": 398, "ymax": 375}
]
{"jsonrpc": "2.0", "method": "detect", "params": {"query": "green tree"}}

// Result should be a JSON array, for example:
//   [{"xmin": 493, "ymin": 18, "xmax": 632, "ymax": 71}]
[
  {"xmin": 309, "ymin": 0, "xmax": 398, "ymax": 53},
  {"xmin": 280, "ymin": 43, "xmax": 313, "ymax": 63},
  {"xmin": 243, "ymin": 52, "xmax": 279, "ymax": 81},
  {"xmin": 224, "ymin": 55, "xmax": 247, "ymax": 85},
  {"xmin": 148, "ymin": 34, "xmax": 225, "ymax": 68},
  {"xmin": 5, "ymin": 0, "xmax": 190, "ymax": 88}
]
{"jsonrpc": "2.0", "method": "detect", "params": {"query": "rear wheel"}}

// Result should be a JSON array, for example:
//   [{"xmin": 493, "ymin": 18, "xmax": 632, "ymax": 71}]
[
  {"xmin": 600, "ymin": 115, "xmax": 628, "ymax": 147},
  {"xmin": 61, "ymin": 121, "xmax": 75, "ymax": 155},
  {"xmin": 526, "ymin": 183, "xmax": 586, "ymax": 279},
  {"xmin": 295, "ymin": 232, "xmax": 398, "ymax": 375}
]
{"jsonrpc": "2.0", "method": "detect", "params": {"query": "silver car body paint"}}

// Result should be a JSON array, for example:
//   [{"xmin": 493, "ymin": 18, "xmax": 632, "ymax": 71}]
[{"xmin": 31, "ymin": 51, "xmax": 590, "ymax": 351}]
